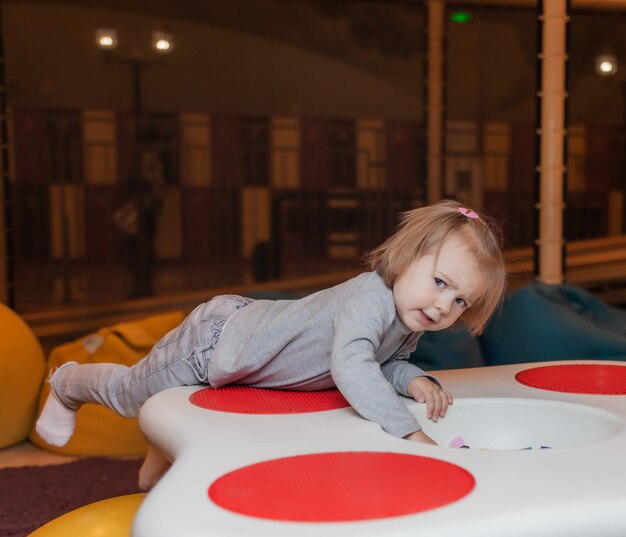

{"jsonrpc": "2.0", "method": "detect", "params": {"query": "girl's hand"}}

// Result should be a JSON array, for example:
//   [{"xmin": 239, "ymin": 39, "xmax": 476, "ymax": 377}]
[
  {"xmin": 407, "ymin": 376, "xmax": 453, "ymax": 422},
  {"xmin": 404, "ymin": 429, "xmax": 438, "ymax": 445}
]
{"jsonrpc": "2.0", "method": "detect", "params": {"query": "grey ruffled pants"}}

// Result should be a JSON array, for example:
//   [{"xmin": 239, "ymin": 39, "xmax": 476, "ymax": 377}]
[{"xmin": 50, "ymin": 295, "xmax": 251, "ymax": 417}]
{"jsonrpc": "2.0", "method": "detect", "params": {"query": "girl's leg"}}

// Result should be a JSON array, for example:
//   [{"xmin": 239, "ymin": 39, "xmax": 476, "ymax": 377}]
[
  {"xmin": 35, "ymin": 296, "xmax": 248, "ymax": 447},
  {"xmin": 138, "ymin": 445, "xmax": 172, "ymax": 491},
  {"xmin": 35, "ymin": 302, "xmax": 212, "ymax": 447},
  {"xmin": 35, "ymin": 351, "xmax": 199, "ymax": 446}
]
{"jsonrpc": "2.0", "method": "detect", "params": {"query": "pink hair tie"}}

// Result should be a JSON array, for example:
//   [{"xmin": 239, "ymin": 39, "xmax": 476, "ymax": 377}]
[{"xmin": 459, "ymin": 207, "xmax": 479, "ymax": 219}]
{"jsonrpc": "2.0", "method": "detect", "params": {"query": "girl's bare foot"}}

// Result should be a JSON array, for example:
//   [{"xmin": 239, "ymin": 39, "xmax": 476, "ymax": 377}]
[{"xmin": 138, "ymin": 446, "xmax": 172, "ymax": 491}]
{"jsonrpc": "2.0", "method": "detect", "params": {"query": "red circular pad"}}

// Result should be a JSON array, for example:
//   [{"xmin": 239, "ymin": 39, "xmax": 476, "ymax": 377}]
[
  {"xmin": 515, "ymin": 363, "xmax": 626, "ymax": 395},
  {"xmin": 209, "ymin": 452, "xmax": 475, "ymax": 522},
  {"xmin": 189, "ymin": 386, "xmax": 350, "ymax": 414}
]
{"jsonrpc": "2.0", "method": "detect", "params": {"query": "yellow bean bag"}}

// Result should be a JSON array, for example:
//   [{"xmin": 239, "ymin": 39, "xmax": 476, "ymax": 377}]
[
  {"xmin": 0, "ymin": 303, "xmax": 45, "ymax": 449},
  {"xmin": 29, "ymin": 493, "xmax": 146, "ymax": 537},
  {"xmin": 30, "ymin": 310, "xmax": 184, "ymax": 456}
]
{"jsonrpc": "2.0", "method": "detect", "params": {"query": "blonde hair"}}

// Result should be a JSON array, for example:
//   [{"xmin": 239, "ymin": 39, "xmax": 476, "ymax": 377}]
[{"xmin": 366, "ymin": 200, "xmax": 506, "ymax": 335}]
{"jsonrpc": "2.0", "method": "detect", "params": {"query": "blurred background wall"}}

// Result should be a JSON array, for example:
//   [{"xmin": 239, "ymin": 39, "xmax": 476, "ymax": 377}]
[{"xmin": 1, "ymin": 0, "xmax": 625, "ymax": 313}]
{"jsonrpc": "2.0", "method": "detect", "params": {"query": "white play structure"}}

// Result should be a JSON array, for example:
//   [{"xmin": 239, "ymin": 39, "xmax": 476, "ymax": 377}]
[{"xmin": 134, "ymin": 360, "xmax": 626, "ymax": 537}]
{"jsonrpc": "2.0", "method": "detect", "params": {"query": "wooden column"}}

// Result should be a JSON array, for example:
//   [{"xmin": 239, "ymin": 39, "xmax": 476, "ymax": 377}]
[
  {"xmin": 427, "ymin": 0, "xmax": 444, "ymax": 204},
  {"xmin": 536, "ymin": 0, "xmax": 569, "ymax": 284}
]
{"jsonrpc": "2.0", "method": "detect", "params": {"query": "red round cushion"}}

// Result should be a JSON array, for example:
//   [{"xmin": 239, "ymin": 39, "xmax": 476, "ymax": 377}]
[
  {"xmin": 209, "ymin": 451, "xmax": 475, "ymax": 522},
  {"xmin": 189, "ymin": 386, "xmax": 350, "ymax": 414},
  {"xmin": 516, "ymin": 363, "xmax": 626, "ymax": 394}
]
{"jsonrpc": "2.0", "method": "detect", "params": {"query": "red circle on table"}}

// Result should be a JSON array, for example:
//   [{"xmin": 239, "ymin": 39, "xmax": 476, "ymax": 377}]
[
  {"xmin": 209, "ymin": 452, "xmax": 475, "ymax": 522},
  {"xmin": 515, "ymin": 364, "xmax": 626, "ymax": 395},
  {"xmin": 189, "ymin": 386, "xmax": 350, "ymax": 414}
]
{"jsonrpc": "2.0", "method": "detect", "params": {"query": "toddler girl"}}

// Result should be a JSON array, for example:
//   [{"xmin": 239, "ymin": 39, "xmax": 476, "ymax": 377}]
[{"xmin": 36, "ymin": 200, "xmax": 506, "ymax": 488}]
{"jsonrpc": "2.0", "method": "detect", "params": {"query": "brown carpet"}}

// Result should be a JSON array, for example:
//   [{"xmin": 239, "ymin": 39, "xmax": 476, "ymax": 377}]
[{"xmin": 0, "ymin": 457, "xmax": 143, "ymax": 537}]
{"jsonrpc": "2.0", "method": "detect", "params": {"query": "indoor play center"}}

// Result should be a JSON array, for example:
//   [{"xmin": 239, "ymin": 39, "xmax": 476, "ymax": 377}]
[{"xmin": 2, "ymin": 1, "xmax": 626, "ymax": 537}]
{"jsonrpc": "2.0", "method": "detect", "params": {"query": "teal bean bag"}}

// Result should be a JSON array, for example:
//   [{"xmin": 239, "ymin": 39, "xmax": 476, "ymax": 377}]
[
  {"xmin": 481, "ymin": 282, "xmax": 626, "ymax": 365},
  {"xmin": 409, "ymin": 327, "xmax": 485, "ymax": 371}
]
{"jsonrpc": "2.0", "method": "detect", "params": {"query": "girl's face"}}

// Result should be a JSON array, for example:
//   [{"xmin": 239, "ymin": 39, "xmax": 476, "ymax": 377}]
[{"xmin": 392, "ymin": 232, "xmax": 483, "ymax": 333}]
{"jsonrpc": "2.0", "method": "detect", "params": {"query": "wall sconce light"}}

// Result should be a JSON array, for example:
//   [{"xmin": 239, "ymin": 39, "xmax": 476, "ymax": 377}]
[
  {"xmin": 152, "ymin": 31, "xmax": 174, "ymax": 54},
  {"xmin": 91, "ymin": 25, "xmax": 174, "ymax": 297},
  {"xmin": 595, "ymin": 52, "xmax": 618, "ymax": 76},
  {"xmin": 94, "ymin": 28, "xmax": 175, "ymax": 56},
  {"xmin": 95, "ymin": 27, "xmax": 118, "ymax": 51}
]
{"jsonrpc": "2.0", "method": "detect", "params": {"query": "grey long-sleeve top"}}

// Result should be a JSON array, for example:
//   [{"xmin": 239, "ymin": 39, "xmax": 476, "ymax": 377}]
[{"xmin": 207, "ymin": 271, "xmax": 436, "ymax": 438}]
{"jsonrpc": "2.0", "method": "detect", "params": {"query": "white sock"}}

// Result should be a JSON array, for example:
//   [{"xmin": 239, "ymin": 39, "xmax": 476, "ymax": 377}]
[{"xmin": 35, "ymin": 391, "xmax": 77, "ymax": 447}]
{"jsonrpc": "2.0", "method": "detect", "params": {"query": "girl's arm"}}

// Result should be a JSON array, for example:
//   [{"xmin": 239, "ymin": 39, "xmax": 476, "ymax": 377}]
[
  {"xmin": 404, "ymin": 429, "xmax": 438, "ymax": 445},
  {"xmin": 330, "ymin": 292, "xmax": 423, "ymax": 439}
]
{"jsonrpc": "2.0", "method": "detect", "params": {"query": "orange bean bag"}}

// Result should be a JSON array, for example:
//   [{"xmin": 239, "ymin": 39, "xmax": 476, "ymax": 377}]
[
  {"xmin": 0, "ymin": 304, "xmax": 45, "ymax": 449},
  {"xmin": 30, "ymin": 310, "xmax": 184, "ymax": 456}
]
